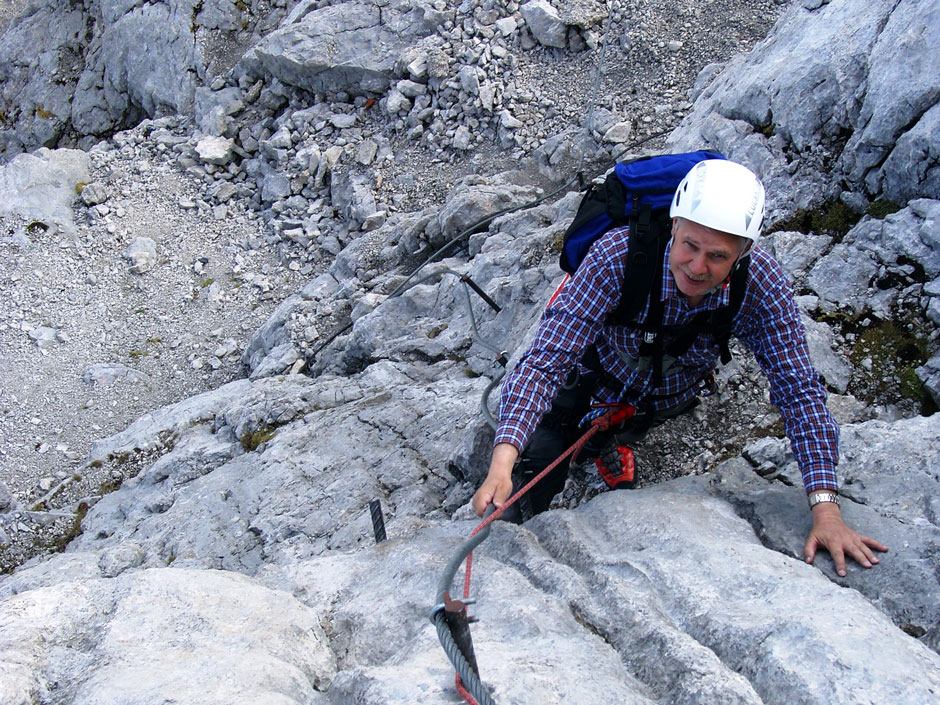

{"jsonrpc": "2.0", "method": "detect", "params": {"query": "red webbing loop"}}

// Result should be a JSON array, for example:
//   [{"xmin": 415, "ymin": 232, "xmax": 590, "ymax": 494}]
[{"xmin": 456, "ymin": 674, "xmax": 481, "ymax": 705}]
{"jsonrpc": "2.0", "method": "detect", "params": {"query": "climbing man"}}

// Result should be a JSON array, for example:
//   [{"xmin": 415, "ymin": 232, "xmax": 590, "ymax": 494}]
[{"xmin": 472, "ymin": 157, "xmax": 888, "ymax": 577}]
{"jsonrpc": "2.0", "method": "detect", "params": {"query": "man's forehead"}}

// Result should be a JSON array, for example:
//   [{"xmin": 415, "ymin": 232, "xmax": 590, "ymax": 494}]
[{"xmin": 676, "ymin": 224, "xmax": 744, "ymax": 252}]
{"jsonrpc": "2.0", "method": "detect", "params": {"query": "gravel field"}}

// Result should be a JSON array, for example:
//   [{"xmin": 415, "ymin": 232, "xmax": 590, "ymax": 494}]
[{"xmin": 0, "ymin": 0, "xmax": 787, "ymax": 571}]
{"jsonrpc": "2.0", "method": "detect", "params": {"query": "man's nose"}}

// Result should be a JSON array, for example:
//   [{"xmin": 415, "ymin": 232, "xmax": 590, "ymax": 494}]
[{"xmin": 689, "ymin": 253, "xmax": 708, "ymax": 275}]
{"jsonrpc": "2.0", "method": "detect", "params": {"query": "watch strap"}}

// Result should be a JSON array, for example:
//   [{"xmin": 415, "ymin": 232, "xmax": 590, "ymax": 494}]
[{"xmin": 807, "ymin": 491, "xmax": 839, "ymax": 509}]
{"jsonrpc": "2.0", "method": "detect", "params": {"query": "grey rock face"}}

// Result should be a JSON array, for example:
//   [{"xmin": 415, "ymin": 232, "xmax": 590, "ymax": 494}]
[
  {"xmin": 0, "ymin": 568, "xmax": 336, "ymax": 704},
  {"xmin": 242, "ymin": 0, "xmax": 445, "ymax": 95},
  {"xmin": 87, "ymin": 379, "xmax": 254, "ymax": 463},
  {"xmin": 71, "ymin": 1, "xmax": 200, "ymax": 136},
  {"xmin": 719, "ymin": 413, "xmax": 940, "ymax": 652},
  {"xmin": 0, "ymin": 1, "xmax": 87, "ymax": 157},
  {"xmin": 3, "ymin": 0, "xmax": 940, "ymax": 701},
  {"xmin": 806, "ymin": 200, "xmax": 940, "ymax": 315},
  {"xmin": 64, "ymin": 365, "xmax": 487, "ymax": 572},
  {"xmin": 4, "ymin": 410, "xmax": 939, "ymax": 703},
  {"xmin": 0, "ymin": 0, "xmax": 269, "ymax": 156},
  {"xmin": 840, "ymin": 0, "xmax": 940, "ymax": 202},
  {"xmin": 881, "ymin": 101, "xmax": 940, "ymax": 203},
  {"xmin": 668, "ymin": 0, "xmax": 940, "ymax": 211}
]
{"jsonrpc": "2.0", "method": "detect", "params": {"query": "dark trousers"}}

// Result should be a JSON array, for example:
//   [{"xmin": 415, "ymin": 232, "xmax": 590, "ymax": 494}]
[{"xmin": 504, "ymin": 367, "xmax": 698, "ymax": 523}]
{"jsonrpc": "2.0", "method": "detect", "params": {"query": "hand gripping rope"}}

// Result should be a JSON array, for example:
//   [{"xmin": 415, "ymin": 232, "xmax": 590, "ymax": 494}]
[{"xmin": 430, "ymin": 402, "xmax": 635, "ymax": 705}]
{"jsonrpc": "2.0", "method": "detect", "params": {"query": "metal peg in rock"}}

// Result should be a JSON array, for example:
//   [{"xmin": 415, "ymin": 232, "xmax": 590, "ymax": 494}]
[{"xmin": 369, "ymin": 499, "xmax": 387, "ymax": 544}]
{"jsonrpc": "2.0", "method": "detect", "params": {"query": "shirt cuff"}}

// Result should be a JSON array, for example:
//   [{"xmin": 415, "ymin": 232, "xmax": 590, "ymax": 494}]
[
  {"xmin": 802, "ymin": 465, "xmax": 840, "ymax": 494},
  {"xmin": 494, "ymin": 429, "xmax": 526, "ymax": 452}
]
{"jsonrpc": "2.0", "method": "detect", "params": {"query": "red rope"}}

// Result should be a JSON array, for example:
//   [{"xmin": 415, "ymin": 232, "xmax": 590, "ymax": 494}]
[{"xmin": 461, "ymin": 404, "xmax": 632, "ymax": 598}]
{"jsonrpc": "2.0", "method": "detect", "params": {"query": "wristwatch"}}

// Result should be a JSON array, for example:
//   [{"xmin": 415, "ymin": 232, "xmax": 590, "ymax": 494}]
[{"xmin": 807, "ymin": 491, "xmax": 840, "ymax": 509}]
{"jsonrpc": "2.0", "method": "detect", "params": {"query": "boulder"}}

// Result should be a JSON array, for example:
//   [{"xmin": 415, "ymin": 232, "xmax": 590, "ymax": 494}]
[
  {"xmin": 82, "ymin": 362, "xmax": 150, "ymax": 387},
  {"xmin": 805, "ymin": 243, "xmax": 879, "ymax": 314},
  {"xmin": 916, "ymin": 352, "xmax": 940, "ymax": 406},
  {"xmin": 801, "ymin": 314, "xmax": 852, "ymax": 393},
  {"xmin": 195, "ymin": 135, "xmax": 235, "ymax": 166},
  {"xmin": 241, "ymin": 0, "xmax": 447, "ymax": 95},
  {"xmin": 437, "ymin": 174, "xmax": 542, "ymax": 239},
  {"xmin": 0, "ymin": 148, "xmax": 90, "ymax": 236},
  {"xmin": 520, "ymin": 0, "xmax": 568, "ymax": 49},
  {"xmin": 330, "ymin": 171, "xmax": 377, "ymax": 228},
  {"xmin": 124, "ymin": 237, "xmax": 158, "ymax": 274}
]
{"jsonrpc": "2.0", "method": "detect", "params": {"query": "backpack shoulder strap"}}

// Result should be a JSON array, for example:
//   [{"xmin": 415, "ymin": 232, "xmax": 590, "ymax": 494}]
[{"xmin": 606, "ymin": 207, "xmax": 671, "ymax": 325}]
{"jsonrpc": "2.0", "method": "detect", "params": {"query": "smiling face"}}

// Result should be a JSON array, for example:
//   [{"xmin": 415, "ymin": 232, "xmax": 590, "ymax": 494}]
[{"xmin": 669, "ymin": 217, "xmax": 748, "ymax": 306}]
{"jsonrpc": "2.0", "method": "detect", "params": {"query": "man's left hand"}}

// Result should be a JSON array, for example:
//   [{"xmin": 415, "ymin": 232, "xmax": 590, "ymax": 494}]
[{"xmin": 804, "ymin": 502, "xmax": 889, "ymax": 577}]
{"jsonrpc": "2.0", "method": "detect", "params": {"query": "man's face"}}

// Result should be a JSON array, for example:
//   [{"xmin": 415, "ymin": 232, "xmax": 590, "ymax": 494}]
[{"xmin": 669, "ymin": 218, "xmax": 746, "ymax": 305}]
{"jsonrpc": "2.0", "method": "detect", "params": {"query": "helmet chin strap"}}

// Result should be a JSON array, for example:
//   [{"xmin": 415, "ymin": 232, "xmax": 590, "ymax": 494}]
[
  {"xmin": 724, "ymin": 240, "xmax": 753, "ymax": 289},
  {"xmin": 733, "ymin": 238, "xmax": 754, "ymax": 269}
]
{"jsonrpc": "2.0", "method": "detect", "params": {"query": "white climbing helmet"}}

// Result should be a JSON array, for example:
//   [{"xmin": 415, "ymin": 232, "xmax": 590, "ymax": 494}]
[{"xmin": 669, "ymin": 159, "xmax": 766, "ymax": 251}]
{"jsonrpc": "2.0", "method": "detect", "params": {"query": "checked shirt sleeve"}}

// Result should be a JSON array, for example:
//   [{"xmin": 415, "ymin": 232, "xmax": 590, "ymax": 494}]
[
  {"xmin": 735, "ymin": 251, "xmax": 840, "ymax": 493},
  {"xmin": 494, "ymin": 229, "xmax": 630, "ymax": 452}
]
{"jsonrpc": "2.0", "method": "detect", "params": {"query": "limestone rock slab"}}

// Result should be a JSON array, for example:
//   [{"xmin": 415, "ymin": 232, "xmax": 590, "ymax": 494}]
[
  {"xmin": 242, "ymin": 0, "xmax": 445, "ymax": 95},
  {"xmin": 0, "ymin": 568, "xmax": 335, "ymax": 705}
]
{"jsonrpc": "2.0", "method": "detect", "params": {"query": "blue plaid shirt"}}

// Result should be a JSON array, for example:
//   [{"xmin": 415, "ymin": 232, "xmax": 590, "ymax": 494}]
[{"xmin": 495, "ymin": 225, "xmax": 840, "ymax": 493}]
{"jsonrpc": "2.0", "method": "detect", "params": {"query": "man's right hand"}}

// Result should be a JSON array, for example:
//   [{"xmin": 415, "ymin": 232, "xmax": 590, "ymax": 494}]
[{"xmin": 471, "ymin": 443, "xmax": 519, "ymax": 517}]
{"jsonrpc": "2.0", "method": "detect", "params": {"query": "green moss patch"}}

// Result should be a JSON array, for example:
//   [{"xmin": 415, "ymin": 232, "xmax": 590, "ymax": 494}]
[
  {"xmin": 767, "ymin": 199, "xmax": 861, "ymax": 241},
  {"xmin": 241, "ymin": 426, "xmax": 277, "ymax": 451},
  {"xmin": 866, "ymin": 199, "xmax": 902, "ymax": 219},
  {"xmin": 53, "ymin": 502, "xmax": 89, "ymax": 553},
  {"xmin": 846, "ymin": 318, "xmax": 934, "ymax": 414}
]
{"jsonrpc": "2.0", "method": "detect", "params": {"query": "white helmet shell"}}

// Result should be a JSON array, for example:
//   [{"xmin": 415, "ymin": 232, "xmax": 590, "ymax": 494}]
[{"xmin": 669, "ymin": 159, "xmax": 765, "ymax": 246}]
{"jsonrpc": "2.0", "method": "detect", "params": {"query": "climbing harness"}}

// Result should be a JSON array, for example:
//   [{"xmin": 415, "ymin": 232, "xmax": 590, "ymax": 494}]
[{"xmin": 430, "ymin": 402, "xmax": 634, "ymax": 705}]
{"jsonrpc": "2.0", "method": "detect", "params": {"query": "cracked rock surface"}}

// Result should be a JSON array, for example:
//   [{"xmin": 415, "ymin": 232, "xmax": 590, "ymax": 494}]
[{"xmin": 2, "ymin": 0, "xmax": 940, "ymax": 703}]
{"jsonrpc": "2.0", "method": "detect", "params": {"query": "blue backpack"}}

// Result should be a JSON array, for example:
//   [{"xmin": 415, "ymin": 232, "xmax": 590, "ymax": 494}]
[{"xmin": 558, "ymin": 150, "xmax": 749, "ymax": 385}]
